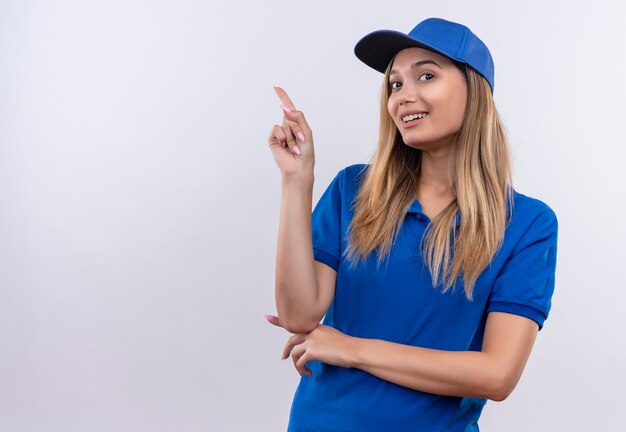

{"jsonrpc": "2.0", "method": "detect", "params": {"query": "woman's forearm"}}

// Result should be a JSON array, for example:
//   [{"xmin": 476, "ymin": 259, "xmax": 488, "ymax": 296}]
[
  {"xmin": 275, "ymin": 174, "xmax": 320, "ymax": 333},
  {"xmin": 349, "ymin": 337, "xmax": 507, "ymax": 401}
]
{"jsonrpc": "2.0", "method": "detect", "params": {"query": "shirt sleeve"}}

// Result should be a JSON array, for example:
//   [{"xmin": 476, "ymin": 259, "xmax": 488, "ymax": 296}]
[
  {"xmin": 486, "ymin": 208, "xmax": 559, "ymax": 331},
  {"xmin": 311, "ymin": 168, "xmax": 345, "ymax": 272}
]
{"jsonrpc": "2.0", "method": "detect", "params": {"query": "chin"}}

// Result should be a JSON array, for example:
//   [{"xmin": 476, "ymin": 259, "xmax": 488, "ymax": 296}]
[
  {"xmin": 398, "ymin": 132, "xmax": 426, "ymax": 145},
  {"xmin": 400, "ymin": 139, "xmax": 428, "ymax": 151},
  {"xmin": 401, "ymin": 133, "xmax": 457, "ymax": 152}
]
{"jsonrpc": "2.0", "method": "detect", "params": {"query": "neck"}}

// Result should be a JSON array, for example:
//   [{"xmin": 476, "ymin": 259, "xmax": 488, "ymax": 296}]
[{"xmin": 417, "ymin": 145, "xmax": 457, "ymax": 196}]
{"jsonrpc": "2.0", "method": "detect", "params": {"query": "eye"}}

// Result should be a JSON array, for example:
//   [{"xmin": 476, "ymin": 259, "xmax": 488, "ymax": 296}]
[{"xmin": 389, "ymin": 72, "xmax": 435, "ymax": 91}]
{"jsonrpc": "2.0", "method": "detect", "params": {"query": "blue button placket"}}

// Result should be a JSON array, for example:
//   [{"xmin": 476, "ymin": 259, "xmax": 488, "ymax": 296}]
[{"xmin": 408, "ymin": 198, "xmax": 461, "ymax": 262}]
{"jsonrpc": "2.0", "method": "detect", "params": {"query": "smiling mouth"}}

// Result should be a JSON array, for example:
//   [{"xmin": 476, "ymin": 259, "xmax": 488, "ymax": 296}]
[
  {"xmin": 402, "ymin": 113, "xmax": 429, "ymax": 122},
  {"xmin": 401, "ymin": 113, "xmax": 429, "ymax": 127}
]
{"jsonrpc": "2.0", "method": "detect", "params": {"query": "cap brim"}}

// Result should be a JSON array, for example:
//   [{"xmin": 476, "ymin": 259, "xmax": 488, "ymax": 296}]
[{"xmin": 354, "ymin": 30, "xmax": 451, "ymax": 73}]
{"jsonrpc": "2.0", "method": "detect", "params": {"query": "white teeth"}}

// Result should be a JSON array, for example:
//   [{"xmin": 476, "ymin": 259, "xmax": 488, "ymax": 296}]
[{"xmin": 402, "ymin": 113, "xmax": 428, "ymax": 122}]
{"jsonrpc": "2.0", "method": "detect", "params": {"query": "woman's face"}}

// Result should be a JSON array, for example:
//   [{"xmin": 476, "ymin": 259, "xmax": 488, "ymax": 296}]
[{"xmin": 387, "ymin": 47, "xmax": 468, "ymax": 151}]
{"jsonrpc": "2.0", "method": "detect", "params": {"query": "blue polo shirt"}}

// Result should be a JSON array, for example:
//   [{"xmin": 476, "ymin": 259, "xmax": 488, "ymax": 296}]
[{"xmin": 287, "ymin": 163, "xmax": 559, "ymax": 432}]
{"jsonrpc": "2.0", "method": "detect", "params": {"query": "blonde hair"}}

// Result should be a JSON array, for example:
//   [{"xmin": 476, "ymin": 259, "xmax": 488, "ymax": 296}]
[{"xmin": 343, "ymin": 55, "xmax": 514, "ymax": 301}]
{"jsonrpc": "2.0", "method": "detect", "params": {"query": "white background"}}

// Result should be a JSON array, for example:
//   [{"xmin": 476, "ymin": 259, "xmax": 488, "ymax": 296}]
[{"xmin": 1, "ymin": 0, "xmax": 624, "ymax": 431}]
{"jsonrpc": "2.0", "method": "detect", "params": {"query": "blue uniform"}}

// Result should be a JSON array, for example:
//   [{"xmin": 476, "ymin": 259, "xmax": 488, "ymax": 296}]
[{"xmin": 287, "ymin": 163, "xmax": 559, "ymax": 432}]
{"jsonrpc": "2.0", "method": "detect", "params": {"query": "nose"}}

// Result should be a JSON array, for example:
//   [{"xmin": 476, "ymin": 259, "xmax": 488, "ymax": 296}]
[{"xmin": 398, "ymin": 83, "xmax": 417, "ymax": 106}]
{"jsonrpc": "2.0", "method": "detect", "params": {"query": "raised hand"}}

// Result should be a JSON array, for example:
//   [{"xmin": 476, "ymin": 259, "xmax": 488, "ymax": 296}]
[{"xmin": 268, "ymin": 86, "xmax": 315, "ymax": 179}]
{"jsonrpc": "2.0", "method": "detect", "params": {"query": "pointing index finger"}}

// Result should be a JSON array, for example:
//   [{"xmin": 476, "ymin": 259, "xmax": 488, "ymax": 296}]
[{"xmin": 273, "ymin": 86, "xmax": 297, "ymax": 110}]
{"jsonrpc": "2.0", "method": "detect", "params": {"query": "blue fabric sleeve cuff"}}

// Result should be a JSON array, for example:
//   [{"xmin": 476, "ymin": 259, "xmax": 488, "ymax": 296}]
[
  {"xmin": 487, "ymin": 301, "xmax": 547, "ymax": 331},
  {"xmin": 313, "ymin": 248, "xmax": 340, "ymax": 272}
]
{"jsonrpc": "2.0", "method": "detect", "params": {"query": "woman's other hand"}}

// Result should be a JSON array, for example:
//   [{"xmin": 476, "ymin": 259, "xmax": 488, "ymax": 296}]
[
  {"xmin": 265, "ymin": 314, "xmax": 358, "ymax": 377},
  {"xmin": 268, "ymin": 86, "xmax": 315, "ymax": 180}
]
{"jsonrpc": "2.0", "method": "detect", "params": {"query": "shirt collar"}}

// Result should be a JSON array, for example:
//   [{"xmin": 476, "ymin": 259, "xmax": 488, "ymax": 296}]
[{"xmin": 407, "ymin": 198, "xmax": 461, "ymax": 226}]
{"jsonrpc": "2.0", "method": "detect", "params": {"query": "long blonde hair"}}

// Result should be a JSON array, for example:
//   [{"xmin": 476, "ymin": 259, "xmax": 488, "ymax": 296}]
[{"xmin": 343, "ymin": 56, "xmax": 514, "ymax": 301}]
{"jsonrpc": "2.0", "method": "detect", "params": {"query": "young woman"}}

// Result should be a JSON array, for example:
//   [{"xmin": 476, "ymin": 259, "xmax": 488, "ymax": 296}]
[{"xmin": 266, "ymin": 17, "xmax": 558, "ymax": 431}]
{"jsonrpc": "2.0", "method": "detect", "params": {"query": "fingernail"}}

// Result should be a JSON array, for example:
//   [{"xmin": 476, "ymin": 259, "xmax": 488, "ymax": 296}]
[
  {"xmin": 293, "ymin": 145, "xmax": 301, "ymax": 155},
  {"xmin": 297, "ymin": 132, "xmax": 305, "ymax": 142},
  {"xmin": 281, "ymin": 105, "xmax": 291, "ymax": 113},
  {"xmin": 264, "ymin": 314, "xmax": 273, "ymax": 321}
]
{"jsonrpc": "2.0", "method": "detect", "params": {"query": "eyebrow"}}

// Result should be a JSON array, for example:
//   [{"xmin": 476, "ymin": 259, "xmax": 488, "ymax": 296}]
[{"xmin": 389, "ymin": 60, "xmax": 442, "ymax": 76}]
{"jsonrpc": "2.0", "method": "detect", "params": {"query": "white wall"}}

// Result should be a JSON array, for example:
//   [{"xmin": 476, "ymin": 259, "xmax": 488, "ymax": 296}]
[{"xmin": 1, "ymin": 0, "xmax": 623, "ymax": 431}]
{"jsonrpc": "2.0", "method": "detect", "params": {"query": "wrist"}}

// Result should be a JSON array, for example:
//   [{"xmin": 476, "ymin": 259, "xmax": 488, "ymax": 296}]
[
  {"xmin": 281, "ymin": 173, "xmax": 314, "ymax": 190},
  {"xmin": 347, "ymin": 336, "xmax": 367, "ymax": 369}
]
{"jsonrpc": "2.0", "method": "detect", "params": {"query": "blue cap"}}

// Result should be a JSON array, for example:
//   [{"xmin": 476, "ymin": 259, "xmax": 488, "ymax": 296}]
[{"xmin": 354, "ymin": 17, "xmax": 495, "ymax": 94}]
